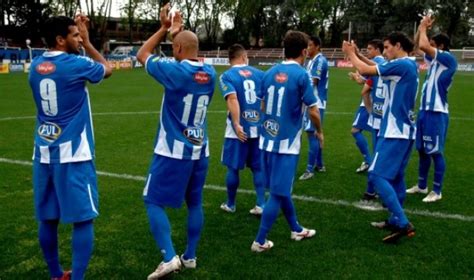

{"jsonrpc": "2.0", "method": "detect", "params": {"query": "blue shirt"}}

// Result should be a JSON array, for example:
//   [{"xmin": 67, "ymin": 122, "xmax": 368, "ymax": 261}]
[
  {"xmin": 219, "ymin": 65, "xmax": 264, "ymax": 139},
  {"xmin": 376, "ymin": 57, "xmax": 418, "ymax": 140},
  {"xmin": 146, "ymin": 55, "xmax": 216, "ymax": 160},
  {"xmin": 306, "ymin": 53, "xmax": 329, "ymax": 109},
  {"xmin": 29, "ymin": 51, "xmax": 105, "ymax": 164},
  {"xmin": 368, "ymin": 55, "xmax": 387, "ymax": 130},
  {"xmin": 420, "ymin": 49, "xmax": 457, "ymax": 113},
  {"xmin": 259, "ymin": 61, "xmax": 318, "ymax": 154}
]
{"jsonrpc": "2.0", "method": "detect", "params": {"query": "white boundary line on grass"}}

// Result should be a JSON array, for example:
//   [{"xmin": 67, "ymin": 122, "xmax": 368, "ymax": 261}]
[
  {"xmin": 1, "ymin": 111, "xmax": 474, "ymax": 121},
  {"xmin": 1, "ymin": 157, "xmax": 473, "ymax": 222}
]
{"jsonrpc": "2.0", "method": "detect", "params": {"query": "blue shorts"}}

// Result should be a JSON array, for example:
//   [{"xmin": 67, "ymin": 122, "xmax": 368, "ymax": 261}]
[
  {"xmin": 221, "ymin": 138, "xmax": 261, "ymax": 170},
  {"xmin": 304, "ymin": 108, "xmax": 325, "ymax": 132},
  {"xmin": 352, "ymin": 106, "xmax": 372, "ymax": 131},
  {"xmin": 416, "ymin": 111, "xmax": 449, "ymax": 154},
  {"xmin": 261, "ymin": 151, "xmax": 299, "ymax": 197},
  {"xmin": 33, "ymin": 160, "xmax": 99, "ymax": 223},
  {"xmin": 143, "ymin": 154, "xmax": 209, "ymax": 208},
  {"xmin": 368, "ymin": 138, "xmax": 414, "ymax": 180}
]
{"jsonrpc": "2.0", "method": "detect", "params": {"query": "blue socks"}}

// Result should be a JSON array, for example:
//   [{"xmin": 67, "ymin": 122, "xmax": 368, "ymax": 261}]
[
  {"xmin": 39, "ymin": 220, "xmax": 63, "ymax": 278},
  {"xmin": 353, "ymin": 131, "xmax": 371, "ymax": 163},
  {"xmin": 72, "ymin": 220, "xmax": 94, "ymax": 280},
  {"xmin": 417, "ymin": 151, "xmax": 431, "ymax": 189},
  {"xmin": 225, "ymin": 168, "xmax": 239, "ymax": 208},
  {"xmin": 255, "ymin": 194, "xmax": 301, "ymax": 244},
  {"xmin": 145, "ymin": 203, "xmax": 176, "ymax": 262},
  {"xmin": 432, "ymin": 153, "xmax": 446, "ymax": 194},
  {"xmin": 418, "ymin": 151, "xmax": 446, "ymax": 194},
  {"xmin": 306, "ymin": 133, "xmax": 318, "ymax": 171},
  {"xmin": 369, "ymin": 173, "xmax": 409, "ymax": 227},
  {"xmin": 251, "ymin": 167, "xmax": 266, "ymax": 207},
  {"xmin": 183, "ymin": 204, "xmax": 204, "ymax": 260}
]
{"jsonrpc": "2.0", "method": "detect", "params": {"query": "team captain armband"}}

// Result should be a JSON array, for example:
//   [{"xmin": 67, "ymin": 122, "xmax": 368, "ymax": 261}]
[{"xmin": 365, "ymin": 77, "xmax": 373, "ymax": 88}]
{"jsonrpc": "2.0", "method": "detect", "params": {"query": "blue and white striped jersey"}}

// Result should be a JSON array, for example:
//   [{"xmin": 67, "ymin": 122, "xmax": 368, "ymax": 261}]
[
  {"xmin": 306, "ymin": 53, "xmax": 329, "ymax": 109},
  {"xmin": 146, "ymin": 56, "xmax": 216, "ymax": 160},
  {"xmin": 259, "ymin": 61, "xmax": 318, "ymax": 154},
  {"xmin": 219, "ymin": 65, "xmax": 264, "ymax": 139},
  {"xmin": 376, "ymin": 57, "xmax": 418, "ymax": 140},
  {"xmin": 368, "ymin": 55, "xmax": 387, "ymax": 130},
  {"xmin": 420, "ymin": 49, "xmax": 457, "ymax": 113},
  {"xmin": 29, "ymin": 51, "xmax": 105, "ymax": 164}
]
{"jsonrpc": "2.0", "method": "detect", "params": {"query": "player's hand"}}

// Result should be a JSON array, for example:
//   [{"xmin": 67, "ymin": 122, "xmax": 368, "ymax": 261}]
[
  {"xmin": 234, "ymin": 124, "xmax": 248, "ymax": 142},
  {"xmin": 160, "ymin": 3, "xmax": 172, "ymax": 29},
  {"xmin": 420, "ymin": 15, "xmax": 434, "ymax": 29},
  {"xmin": 75, "ymin": 14, "xmax": 90, "ymax": 43},
  {"xmin": 342, "ymin": 40, "xmax": 355, "ymax": 54},
  {"xmin": 348, "ymin": 72, "xmax": 357, "ymax": 80},
  {"xmin": 315, "ymin": 131, "xmax": 324, "ymax": 149},
  {"xmin": 170, "ymin": 11, "xmax": 184, "ymax": 38}
]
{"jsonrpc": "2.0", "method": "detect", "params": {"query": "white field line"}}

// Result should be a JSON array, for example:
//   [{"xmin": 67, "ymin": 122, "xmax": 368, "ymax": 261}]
[
  {"xmin": 1, "ymin": 111, "xmax": 473, "ymax": 121},
  {"xmin": 1, "ymin": 157, "xmax": 473, "ymax": 222}
]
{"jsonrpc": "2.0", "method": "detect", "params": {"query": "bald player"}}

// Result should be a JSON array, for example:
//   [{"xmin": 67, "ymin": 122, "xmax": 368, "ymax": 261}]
[{"xmin": 137, "ymin": 4, "xmax": 216, "ymax": 279}]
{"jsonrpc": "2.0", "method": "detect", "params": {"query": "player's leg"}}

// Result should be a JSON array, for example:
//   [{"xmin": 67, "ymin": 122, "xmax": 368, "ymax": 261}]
[
  {"xmin": 182, "ymin": 157, "xmax": 208, "ymax": 263},
  {"xmin": 352, "ymin": 107, "xmax": 371, "ymax": 172},
  {"xmin": 224, "ymin": 168, "xmax": 239, "ymax": 210},
  {"xmin": 251, "ymin": 166, "xmax": 266, "ymax": 208},
  {"xmin": 315, "ymin": 108, "xmax": 325, "ymax": 171},
  {"xmin": 254, "ymin": 193, "xmax": 281, "ymax": 245},
  {"xmin": 409, "ymin": 111, "xmax": 430, "ymax": 194},
  {"xmin": 249, "ymin": 138, "xmax": 265, "ymax": 211},
  {"xmin": 71, "ymin": 219, "xmax": 94, "ymax": 280},
  {"xmin": 145, "ymin": 203, "xmax": 176, "ymax": 261},
  {"xmin": 416, "ymin": 151, "xmax": 431, "ymax": 191},
  {"xmin": 432, "ymin": 153, "xmax": 445, "ymax": 195},
  {"xmin": 302, "ymin": 132, "xmax": 318, "ymax": 176},
  {"xmin": 425, "ymin": 113, "xmax": 448, "ymax": 201},
  {"xmin": 39, "ymin": 219, "xmax": 64, "ymax": 278}
]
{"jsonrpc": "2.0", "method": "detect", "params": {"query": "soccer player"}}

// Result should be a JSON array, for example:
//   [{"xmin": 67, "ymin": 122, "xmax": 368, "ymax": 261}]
[
  {"xmin": 342, "ymin": 32, "xmax": 418, "ymax": 243},
  {"xmin": 136, "ymin": 5, "xmax": 216, "ymax": 279},
  {"xmin": 251, "ymin": 31, "xmax": 324, "ymax": 252},
  {"xmin": 407, "ymin": 16, "xmax": 457, "ymax": 202},
  {"xmin": 28, "ymin": 15, "xmax": 112, "ymax": 280},
  {"xmin": 351, "ymin": 40, "xmax": 387, "ymax": 202},
  {"xmin": 219, "ymin": 44, "xmax": 266, "ymax": 215},
  {"xmin": 299, "ymin": 35, "xmax": 328, "ymax": 180}
]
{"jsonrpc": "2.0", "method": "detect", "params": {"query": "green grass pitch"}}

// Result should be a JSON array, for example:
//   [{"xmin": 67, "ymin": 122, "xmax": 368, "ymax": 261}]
[{"xmin": 0, "ymin": 66, "xmax": 473, "ymax": 279}]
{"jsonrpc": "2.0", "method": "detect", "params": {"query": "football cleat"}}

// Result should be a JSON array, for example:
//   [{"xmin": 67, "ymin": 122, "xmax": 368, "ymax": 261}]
[
  {"xmin": 370, "ymin": 220, "xmax": 396, "ymax": 231},
  {"xmin": 361, "ymin": 192, "xmax": 378, "ymax": 201},
  {"xmin": 356, "ymin": 161, "xmax": 369, "ymax": 173},
  {"xmin": 406, "ymin": 185, "xmax": 428, "ymax": 194},
  {"xmin": 382, "ymin": 223, "xmax": 416, "ymax": 243},
  {"xmin": 316, "ymin": 166, "xmax": 326, "ymax": 173},
  {"xmin": 249, "ymin": 205, "xmax": 263, "ymax": 215},
  {"xmin": 220, "ymin": 203, "xmax": 236, "ymax": 213},
  {"xmin": 180, "ymin": 254, "xmax": 196, "ymax": 269},
  {"xmin": 51, "ymin": 271, "xmax": 71, "ymax": 280},
  {"xmin": 291, "ymin": 227, "xmax": 316, "ymax": 241},
  {"xmin": 251, "ymin": 240, "xmax": 274, "ymax": 253},
  {"xmin": 147, "ymin": 255, "xmax": 181, "ymax": 280},
  {"xmin": 298, "ymin": 171, "xmax": 314, "ymax": 180},
  {"xmin": 422, "ymin": 191, "xmax": 442, "ymax": 203}
]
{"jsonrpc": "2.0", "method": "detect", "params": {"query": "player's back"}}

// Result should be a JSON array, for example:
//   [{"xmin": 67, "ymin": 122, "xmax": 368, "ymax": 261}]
[
  {"xmin": 312, "ymin": 54, "xmax": 329, "ymax": 107},
  {"xmin": 28, "ymin": 51, "xmax": 105, "ymax": 163},
  {"xmin": 220, "ymin": 65, "xmax": 264, "ymax": 138},
  {"xmin": 420, "ymin": 50, "xmax": 457, "ymax": 113},
  {"xmin": 259, "ymin": 61, "xmax": 316, "ymax": 154},
  {"xmin": 146, "ymin": 57, "xmax": 216, "ymax": 160}
]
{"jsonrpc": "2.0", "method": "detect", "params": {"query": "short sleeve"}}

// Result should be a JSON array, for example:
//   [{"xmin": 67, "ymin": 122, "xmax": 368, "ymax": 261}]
[
  {"xmin": 435, "ymin": 50, "xmax": 457, "ymax": 69},
  {"xmin": 376, "ymin": 60, "xmax": 405, "ymax": 78},
  {"xmin": 74, "ymin": 56, "xmax": 105, "ymax": 84},
  {"xmin": 301, "ymin": 72, "xmax": 318, "ymax": 107},
  {"xmin": 219, "ymin": 72, "xmax": 236, "ymax": 99},
  {"xmin": 145, "ymin": 55, "xmax": 181, "ymax": 90}
]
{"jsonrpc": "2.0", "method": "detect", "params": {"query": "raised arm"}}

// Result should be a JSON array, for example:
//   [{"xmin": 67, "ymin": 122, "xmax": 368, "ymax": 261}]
[
  {"xmin": 342, "ymin": 41, "xmax": 378, "ymax": 76},
  {"xmin": 75, "ymin": 14, "xmax": 112, "ymax": 78},
  {"xmin": 417, "ymin": 15, "xmax": 436, "ymax": 58}
]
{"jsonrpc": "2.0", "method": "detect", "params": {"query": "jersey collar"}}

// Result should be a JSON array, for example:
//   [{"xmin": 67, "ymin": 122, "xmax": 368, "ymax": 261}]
[
  {"xmin": 43, "ymin": 51, "xmax": 65, "ymax": 57},
  {"xmin": 282, "ymin": 60, "xmax": 300, "ymax": 65},
  {"xmin": 182, "ymin": 59, "xmax": 203, "ymax": 67},
  {"xmin": 231, "ymin": 64, "xmax": 247, "ymax": 68}
]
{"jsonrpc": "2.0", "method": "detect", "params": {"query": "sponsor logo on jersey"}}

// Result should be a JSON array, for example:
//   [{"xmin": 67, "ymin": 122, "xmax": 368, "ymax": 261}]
[
  {"xmin": 263, "ymin": 119, "xmax": 279, "ymax": 137},
  {"xmin": 274, "ymin": 73, "xmax": 288, "ymax": 83},
  {"xmin": 194, "ymin": 71, "xmax": 211, "ymax": 84},
  {"xmin": 37, "ymin": 122, "xmax": 61, "ymax": 142},
  {"xmin": 36, "ymin": 62, "xmax": 56, "ymax": 75},
  {"xmin": 238, "ymin": 69, "xmax": 252, "ymax": 78},
  {"xmin": 373, "ymin": 102, "xmax": 383, "ymax": 116},
  {"xmin": 183, "ymin": 127, "xmax": 204, "ymax": 145},
  {"xmin": 242, "ymin": 109, "xmax": 260, "ymax": 122}
]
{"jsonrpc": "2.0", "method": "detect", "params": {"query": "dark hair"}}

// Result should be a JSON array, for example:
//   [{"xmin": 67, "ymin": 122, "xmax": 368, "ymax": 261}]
[
  {"xmin": 43, "ymin": 16, "xmax": 76, "ymax": 48},
  {"xmin": 383, "ymin": 32, "xmax": 414, "ymax": 53},
  {"xmin": 228, "ymin": 44, "xmax": 246, "ymax": 61},
  {"xmin": 284, "ymin": 31, "xmax": 308, "ymax": 59},
  {"xmin": 309, "ymin": 35, "xmax": 321, "ymax": 47},
  {"xmin": 431, "ymin": 33, "xmax": 450, "ymax": 51},
  {"xmin": 368, "ymin": 39, "xmax": 383, "ymax": 54}
]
